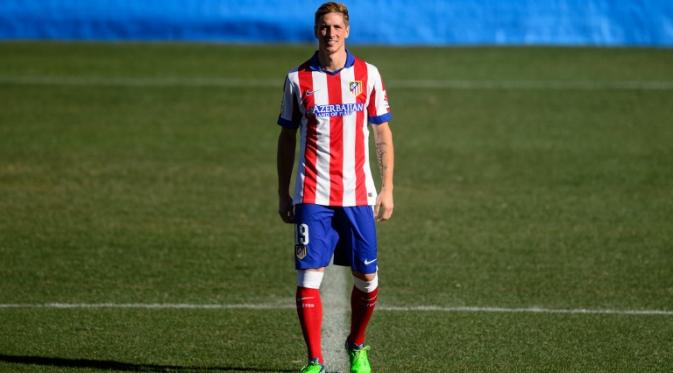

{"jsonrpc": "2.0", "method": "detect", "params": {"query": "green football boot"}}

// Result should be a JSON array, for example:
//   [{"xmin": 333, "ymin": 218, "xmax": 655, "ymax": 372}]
[
  {"xmin": 347, "ymin": 343, "xmax": 372, "ymax": 373},
  {"xmin": 299, "ymin": 358, "xmax": 325, "ymax": 373}
]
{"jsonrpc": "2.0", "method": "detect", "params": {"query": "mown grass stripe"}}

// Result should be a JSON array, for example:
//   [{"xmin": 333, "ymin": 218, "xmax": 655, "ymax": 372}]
[
  {"xmin": 322, "ymin": 264, "xmax": 349, "ymax": 372},
  {"xmin": 2, "ymin": 75, "xmax": 673, "ymax": 91},
  {"xmin": 1, "ymin": 303, "xmax": 671, "ymax": 316}
]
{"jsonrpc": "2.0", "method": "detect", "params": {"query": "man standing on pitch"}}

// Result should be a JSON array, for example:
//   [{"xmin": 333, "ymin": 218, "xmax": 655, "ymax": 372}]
[{"xmin": 276, "ymin": 3, "xmax": 394, "ymax": 372}]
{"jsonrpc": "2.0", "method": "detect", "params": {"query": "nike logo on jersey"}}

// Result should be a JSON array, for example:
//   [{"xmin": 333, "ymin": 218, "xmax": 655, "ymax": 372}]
[
  {"xmin": 363, "ymin": 258, "xmax": 377, "ymax": 266},
  {"xmin": 304, "ymin": 89, "xmax": 319, "ymax": 96}
]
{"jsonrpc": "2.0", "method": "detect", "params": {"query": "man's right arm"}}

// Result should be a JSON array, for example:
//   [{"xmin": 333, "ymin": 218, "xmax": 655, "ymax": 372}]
[{"xmin": 277, "ymin": 127, "xmax": 297, "ymax": 223}]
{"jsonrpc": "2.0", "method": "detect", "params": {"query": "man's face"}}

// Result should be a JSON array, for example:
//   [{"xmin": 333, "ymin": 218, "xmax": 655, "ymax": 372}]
[{"xmin": 315, "ymin": 12, "xmax": 349, "ymax": 54}]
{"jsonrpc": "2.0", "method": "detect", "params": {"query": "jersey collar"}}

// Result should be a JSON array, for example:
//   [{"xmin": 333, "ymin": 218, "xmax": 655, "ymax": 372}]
[{"xmin": 308, "ymin": 49, "xmax": 355, "ymax": 75}]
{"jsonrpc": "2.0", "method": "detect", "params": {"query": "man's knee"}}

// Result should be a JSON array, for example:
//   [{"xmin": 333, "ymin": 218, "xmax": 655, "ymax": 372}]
[
  {"xmin": 296, "ymin": 269, "xmax": 325, "ymax": 289},
  {"xmin": 352, "ymin": 271, "xmax": 378, "ymax": 293}
]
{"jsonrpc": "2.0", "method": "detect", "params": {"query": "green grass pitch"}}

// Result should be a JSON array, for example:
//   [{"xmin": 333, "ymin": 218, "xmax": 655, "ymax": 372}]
[{"xmin": 1, "ymin": 42, "xmax": 672, "ymax": 372}]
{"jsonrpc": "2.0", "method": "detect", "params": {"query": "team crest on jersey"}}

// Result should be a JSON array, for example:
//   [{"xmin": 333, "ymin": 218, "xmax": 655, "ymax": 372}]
[
  {"xmin": 295, "ymin": 244, "xmax": 308, "ymax": 260},
  {"xmin": 349, "ymin": 81, "xmax": 363, "ymax": 96}
]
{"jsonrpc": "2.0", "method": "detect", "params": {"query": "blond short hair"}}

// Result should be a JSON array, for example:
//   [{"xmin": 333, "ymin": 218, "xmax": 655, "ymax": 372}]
[{"xmin": 314, "ymin": 2, "xmax": 350, "ymax": 27}]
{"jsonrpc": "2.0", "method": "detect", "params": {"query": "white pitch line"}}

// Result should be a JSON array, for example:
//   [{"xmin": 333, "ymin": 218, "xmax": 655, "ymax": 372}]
[
  {"xmin": 0, "ymin": 303, "xmax": 294, "ymax": 310},
  {"xmin": 0, "ymin": 75, "xmax": 280, "ymax": 88},
  {"xmin": 1, "ymin": 75, "xmax": 673, "ymax": 91},
  {"xmin": 390, "ymin": 79, "xmax": 673, "ymax": 91},
  {"xmin": 380, "ymin": 305, "xmax": 673, "ymax": 316},
  {"xmin": 1, "ymin": 303, "xmax": 672, "ymax": 316}
]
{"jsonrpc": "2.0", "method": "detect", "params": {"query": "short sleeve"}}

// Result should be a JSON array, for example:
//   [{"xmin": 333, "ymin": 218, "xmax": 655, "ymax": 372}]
[
  {"xmin": 277, "ymin": 76, "xmax": 301, "ymax": 129},
  {"xmin": 367, "ymin": 67, "xmax": 392, "ymax": 125}
]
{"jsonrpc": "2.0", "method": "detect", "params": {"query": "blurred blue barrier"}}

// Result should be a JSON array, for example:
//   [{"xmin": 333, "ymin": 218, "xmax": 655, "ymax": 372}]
[{"xmin": 1, "ymin": 0, "xmax": 672, "ymax": 46}]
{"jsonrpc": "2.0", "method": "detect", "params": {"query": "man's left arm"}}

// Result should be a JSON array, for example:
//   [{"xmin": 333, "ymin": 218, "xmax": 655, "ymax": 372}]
[{"xmin": 372, "ymin": 122, "xmax": 394, "ymax": 222}]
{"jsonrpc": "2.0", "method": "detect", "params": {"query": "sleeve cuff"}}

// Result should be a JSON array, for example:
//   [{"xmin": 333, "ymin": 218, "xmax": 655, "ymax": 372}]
[
  {"xmin": 369, "ymin": 112, "xmax": 392, "ymax": 125},
  {"xmin": 277, "ymin": 116, "xmax": 300, "ymax": 129}
]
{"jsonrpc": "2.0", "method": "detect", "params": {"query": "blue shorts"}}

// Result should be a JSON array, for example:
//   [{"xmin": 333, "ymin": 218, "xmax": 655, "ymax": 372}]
[{"xmin": 294, "ymin": 203, "xmax": 378, "ymax": 274}]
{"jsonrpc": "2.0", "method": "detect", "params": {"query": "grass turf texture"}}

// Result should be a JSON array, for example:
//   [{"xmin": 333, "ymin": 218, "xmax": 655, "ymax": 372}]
[{"xmin": 1, "ymin": 42, "xmax": 672, "ymax": 372}]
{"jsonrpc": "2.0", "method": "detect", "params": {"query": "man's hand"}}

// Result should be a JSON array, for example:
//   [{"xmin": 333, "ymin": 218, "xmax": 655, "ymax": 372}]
[
  {"xmin": 278, "ymin": 194, "xmax": 295, "ymax": 224},
  {"xmin": 374, "ymin": 187, "xmax": 394, "ymax": 222}
]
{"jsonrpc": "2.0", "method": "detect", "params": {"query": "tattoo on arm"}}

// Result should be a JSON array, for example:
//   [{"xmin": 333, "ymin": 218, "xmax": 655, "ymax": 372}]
[
  {"xmin": 376, "ymin": 139, "xmax": 387, "ymax": 176},
  {"xmin": 373, "ymin": 124, "xmax": 394, "ymax": 191}
]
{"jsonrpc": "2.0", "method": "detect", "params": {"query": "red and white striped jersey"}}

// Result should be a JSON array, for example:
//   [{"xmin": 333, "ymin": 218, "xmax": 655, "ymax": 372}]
[{"xmin": 278, "ymin": 50, "xmax": 392, "ymax": 207}]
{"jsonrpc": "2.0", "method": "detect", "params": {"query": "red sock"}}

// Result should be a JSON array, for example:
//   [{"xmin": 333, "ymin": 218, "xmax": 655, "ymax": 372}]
[
  {"xmin": 296, "ymin": 287, "xmax": 323, "ymax": 363},
  {"xmin": 349, "ymin": 287, "xmax": 378, "ymax": 346}
]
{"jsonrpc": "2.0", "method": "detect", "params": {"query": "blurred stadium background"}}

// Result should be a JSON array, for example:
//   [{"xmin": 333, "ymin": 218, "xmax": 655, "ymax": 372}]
[
  {"xmin": 1, "ymin": 1, "xmax": 672, "ymax": 372},
  {"xmin": 2, "ymin": 0, "xmax": 673, "ymax": 45}
]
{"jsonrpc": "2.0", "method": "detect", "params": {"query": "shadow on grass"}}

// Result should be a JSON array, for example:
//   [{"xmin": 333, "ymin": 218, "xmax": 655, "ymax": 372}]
[{"xmin": 0, "ymin": 353, "xmax": 294, "ymax": 372}]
